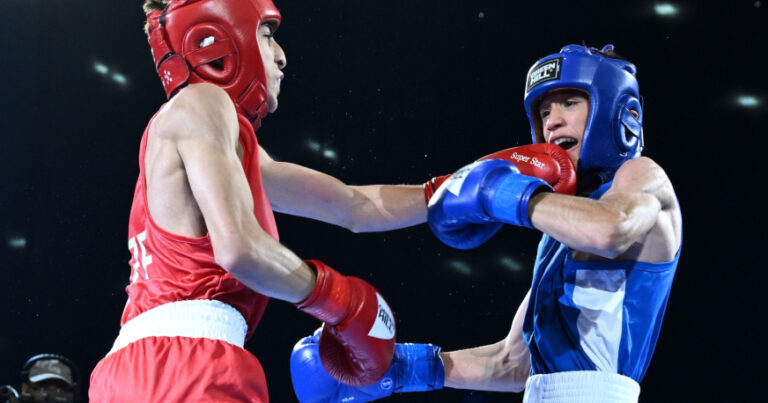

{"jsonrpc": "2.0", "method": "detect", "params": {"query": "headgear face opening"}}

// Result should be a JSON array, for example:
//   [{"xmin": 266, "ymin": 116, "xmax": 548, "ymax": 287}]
[
  {"xmin": 146, "ymin": 0, "xmax": 281, "ymax": 129},
  {"xmin": 524, "ymin": 44, "xmax": 644, "ymax": 188}
]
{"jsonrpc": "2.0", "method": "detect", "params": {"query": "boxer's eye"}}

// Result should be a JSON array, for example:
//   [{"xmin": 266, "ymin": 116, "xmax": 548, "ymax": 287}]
[
  {"xmin": 261, "ymin": 25, "xmax": 274, "ymax": 39},
  {"xmin": 565, "ymin": 98, "xmax": 584, "ymax": 107}
]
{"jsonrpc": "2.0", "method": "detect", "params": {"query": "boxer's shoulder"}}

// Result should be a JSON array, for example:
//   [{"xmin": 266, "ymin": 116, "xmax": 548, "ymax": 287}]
[
  {"xmin": 611, "ymin": 157, "xmax": 678, "ymax": 211},
  {"xmin": 152, "ymin": 83, "xmax": 239, "ymax": 144},
  {"xmin": 612, "ymin": 157, "xmax": 668, "ymax": 189}
]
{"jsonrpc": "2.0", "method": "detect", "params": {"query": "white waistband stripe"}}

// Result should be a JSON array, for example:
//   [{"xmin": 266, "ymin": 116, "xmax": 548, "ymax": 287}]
[
  {"xmin": 523, "ymin": 371, "xmax": 640, "ymax": 403},
  {"xmin": 108, "ymin": 300, "xmax": 248, "ymax": 356}
]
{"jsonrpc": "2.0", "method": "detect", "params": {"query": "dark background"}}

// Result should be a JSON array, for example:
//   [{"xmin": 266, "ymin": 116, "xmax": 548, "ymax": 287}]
[{"xmin": 1, "ymin": 0, "xmax": 765, "ymax": 401}]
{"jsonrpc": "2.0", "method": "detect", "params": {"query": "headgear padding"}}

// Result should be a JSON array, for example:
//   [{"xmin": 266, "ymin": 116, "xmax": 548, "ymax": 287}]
[
  {"xmin": 524, "ymin": 44, "xmax": 643, "ymax": 187},
  {"xmin": 146, "ymin": 0, "xmax": 281, "ymax": 128}
]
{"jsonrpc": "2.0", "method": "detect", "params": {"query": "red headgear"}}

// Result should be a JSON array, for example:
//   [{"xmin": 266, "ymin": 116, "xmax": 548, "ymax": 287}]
[{"xmin": 146, "ymin": 0, "xmax": 281, "ymax": 128}]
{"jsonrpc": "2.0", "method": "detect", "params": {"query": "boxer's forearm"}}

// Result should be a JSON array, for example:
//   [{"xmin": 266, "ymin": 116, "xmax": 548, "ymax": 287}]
[
  {"xmin": 529, "ymin": 186, "xmax": 660, "ymax": 259},
  {"xmin": 529, "ymin": 157, "xmax": 670, "ymax": 258},
  {"xmin": 345, "ymin": 185, "xmax": 426, "ymax": 232},
  {"xmin": 442, "ymin": 290, "xmax": 530, "ymax": 393},
  {"xmin": 260, "ymin": 154, "xmax": 425, "ymax": 231},
  {"xmin": 441, "ymin": 341, "xmax": 528, "ymax": 392},
  {"xmin": 213, "ymin": 230, "xmax": 315, "ymax": 303}
]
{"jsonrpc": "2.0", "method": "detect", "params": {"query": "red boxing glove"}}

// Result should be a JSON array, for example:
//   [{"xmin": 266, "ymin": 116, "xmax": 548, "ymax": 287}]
[
  {"xmin": 423, "ymin": 174, "xmax": 450, "ymax": 203},
  {"xmin": 296, "ymin": 260, "xmax": 396, "ymax": 387},
  {"xmin": 423, "ymin": 143, "xmax": 576, "ymax": 202},
  {"xmin": 477, "ymin": 144, "xmax": 577, "ymax": 195}
]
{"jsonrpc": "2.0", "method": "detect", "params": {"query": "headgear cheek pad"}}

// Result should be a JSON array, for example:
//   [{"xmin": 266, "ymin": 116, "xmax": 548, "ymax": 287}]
[
  {"xmin": 524, "ymin": 44, "xmax": 644, "ymax": 188},
  {"xmin": 146, "ymin": 0, "xmax": 281, "ymax": 129}
]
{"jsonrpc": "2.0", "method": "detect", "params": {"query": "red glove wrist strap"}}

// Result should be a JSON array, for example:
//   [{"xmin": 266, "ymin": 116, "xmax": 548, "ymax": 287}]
[{"xmin": 295, "ymin": 260, "xmax": 350, "ymax": 325}]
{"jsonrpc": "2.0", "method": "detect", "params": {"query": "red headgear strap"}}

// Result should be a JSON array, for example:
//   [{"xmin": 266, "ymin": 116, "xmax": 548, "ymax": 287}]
[{"xmin": 146, "ymin": 0, "xmax": 281, "ymax": 128}]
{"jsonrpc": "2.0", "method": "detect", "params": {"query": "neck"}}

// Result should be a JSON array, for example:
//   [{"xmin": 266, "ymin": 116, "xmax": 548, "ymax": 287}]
[{"xmin": 577, "ymin": 171, "xmax": 609, "ymax": 196}]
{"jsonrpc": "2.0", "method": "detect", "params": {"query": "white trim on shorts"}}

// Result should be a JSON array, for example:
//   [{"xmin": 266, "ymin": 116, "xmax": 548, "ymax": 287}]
[
  {"xmin": 523, "ymin": 371, "xmax": 640, "ymax": 403},
  {"xmin": 107, "ymin": 299, "xmax": 248, "ymax": 356}
]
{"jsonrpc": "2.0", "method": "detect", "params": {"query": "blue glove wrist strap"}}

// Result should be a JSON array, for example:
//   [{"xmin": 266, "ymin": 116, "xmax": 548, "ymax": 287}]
[
  {"xmin": 485, "ymin": 173, "xmax": 551, "ymax": 229},
  {"xmin": 394, "ymin": 343, "xmax": 445, "ymax": 393}
]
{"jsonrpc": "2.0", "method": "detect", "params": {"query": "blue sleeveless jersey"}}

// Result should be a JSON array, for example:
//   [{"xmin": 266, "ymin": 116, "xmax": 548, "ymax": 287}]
[{"xmin": 522, "ymin": 182, "xmax": 681, "ymax": 382}]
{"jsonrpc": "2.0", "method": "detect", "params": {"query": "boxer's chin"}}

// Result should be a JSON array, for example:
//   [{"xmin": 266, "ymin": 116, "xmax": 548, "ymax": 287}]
[
  {"xmin": 267, "ymin": 97, "xmax": 279, "ymax": 113},
  {"xmin": 564, "ymin": 143, "xmax": 580, "ymax": 166}
]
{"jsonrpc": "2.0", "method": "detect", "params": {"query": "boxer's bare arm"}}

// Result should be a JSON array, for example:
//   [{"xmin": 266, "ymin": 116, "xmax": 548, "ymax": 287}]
[
  {"xmin": 148, "ymin": 83, "xmax": 314, "ymax": 303},
  {"xmin": 259, "ymin": 148, "xmax": 426, "ymax": 232},
  {"xmin": 441, "ymin": 290, "xmax": 531, "ymax": 393},
  {"xmin": 528, "ymin": 157, "xmax": 682, "ymax": 262}
]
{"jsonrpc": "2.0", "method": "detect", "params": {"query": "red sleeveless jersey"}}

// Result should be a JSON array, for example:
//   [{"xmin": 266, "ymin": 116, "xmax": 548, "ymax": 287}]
[{"xmin": 121, "ymin": 112, "xmax": 279, "ymax": 340}]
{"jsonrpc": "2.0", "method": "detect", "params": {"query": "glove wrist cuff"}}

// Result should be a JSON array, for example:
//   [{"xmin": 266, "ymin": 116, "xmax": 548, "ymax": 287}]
[
  {"xmin": 424, "ymin": 175, "xmax": 451, "ymax": 204},
  {"xmin": 485, "ymin": 174, "xmax": 552, "ymax": 229},
  {"xmin": 396, "ymin": 343, "xmax": 445, "ymax": 393},
  {"xmin": 424, "ymin": 181, "xmax": 435, "ymax": 204},
  {"xmin": 295, "ymin": 260, "xmax": 349, "ymax": 325}
]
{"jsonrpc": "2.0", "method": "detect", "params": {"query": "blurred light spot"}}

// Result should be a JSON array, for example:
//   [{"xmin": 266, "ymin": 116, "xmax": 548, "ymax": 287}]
[
  {"xmin": 448, "ymin": 260, "xmax": 472, "ymax": 276},
  {"xmin": 306, "ymin": 139, "xmax": 338, "ymax": 161},
  {"xmin": 8, "ymin": 236, "xmax": 27, "ymax": 249},
  {"xmin": 737, "ymin": 95, "xmax": 760, "ymax": 107},
  {"xmin": 93, "ymin": 62, "xmax": 109, "ymax": 75},
  {"xmin": 112, "ymin": 73, "xmax": 127, "ymax": 85},
  {"xmin": 654, "ymin": 3, "xmax": 678, "ymax": 16},
  {"xmin": 755, "ymin": 1, "xmax": 761, "ymax": 7},
  {"xmin": 478, "ymin": 12, "xmax": 485, "ymax": 19},
  {"xmin": 323, "ymin": 149, "xmax": 338, "ymax": 160},
  {"xmin": 498, "ymin": 256, "xmax": 523, "ymax": 272}
]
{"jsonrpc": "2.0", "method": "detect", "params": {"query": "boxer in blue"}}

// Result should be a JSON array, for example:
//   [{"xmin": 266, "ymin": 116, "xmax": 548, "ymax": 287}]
[{"xmin": 290, "ymin": 44, "xmax": 682, "ymax": 403}]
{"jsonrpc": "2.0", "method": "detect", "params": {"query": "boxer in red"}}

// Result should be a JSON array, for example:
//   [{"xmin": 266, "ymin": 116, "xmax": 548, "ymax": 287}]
[{"xmin": 87, "ymin": 1, "xmax": 428, "ymax": 401}]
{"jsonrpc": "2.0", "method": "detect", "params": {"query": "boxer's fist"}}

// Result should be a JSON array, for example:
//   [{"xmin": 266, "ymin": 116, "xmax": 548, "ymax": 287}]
[
  {"xmin": 424, "ymin": 143, "xmax": 575, "ymax": 206},
  {"xmin": 428, "ymin": 159, "xmax": 552, "ymax": 248},
  {"xmin": 478, "ymin": 143, "xmax": 577, "ymax": 195},
  {"xmin": 296, "ymin": 260, "xmax": 396, "ymax": 386},
  {"xmin": 291, "ymin": 329, "xmax": 444, "ymax": 403}
]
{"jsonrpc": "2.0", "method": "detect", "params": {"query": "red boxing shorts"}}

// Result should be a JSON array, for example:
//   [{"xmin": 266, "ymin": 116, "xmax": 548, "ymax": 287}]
[{"xmin": 89, "ymin": 300, "xmax": 268, "ymax": 402}]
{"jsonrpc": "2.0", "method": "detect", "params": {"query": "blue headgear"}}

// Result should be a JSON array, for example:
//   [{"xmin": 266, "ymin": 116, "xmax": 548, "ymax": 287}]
[{"xmin": 523, "ymin": 44, "xmax": 643, "ymax": 188}]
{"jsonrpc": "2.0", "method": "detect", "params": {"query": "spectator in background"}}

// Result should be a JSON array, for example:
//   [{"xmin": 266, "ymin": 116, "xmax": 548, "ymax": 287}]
[{"xmin": 0, "ymin": 354, "xmax": 79, "ymax": 403}]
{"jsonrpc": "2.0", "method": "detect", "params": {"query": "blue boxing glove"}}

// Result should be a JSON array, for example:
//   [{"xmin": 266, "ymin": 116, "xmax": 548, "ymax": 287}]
[
  {"xmin": 291, "ymin": 329, "xmax": 444, "ymax": 403},
  {"xmin": 427, "ymin": 159, "xmax": 552, "ymax": 249}
]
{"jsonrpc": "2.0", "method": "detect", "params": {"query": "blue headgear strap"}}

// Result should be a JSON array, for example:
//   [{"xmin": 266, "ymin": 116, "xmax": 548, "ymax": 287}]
[{"xmin": 524, "ymin": 44, "xmax": 644, "ymax": 190}]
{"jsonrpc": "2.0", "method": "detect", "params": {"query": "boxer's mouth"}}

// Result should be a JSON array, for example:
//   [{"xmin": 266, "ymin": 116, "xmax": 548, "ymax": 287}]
[{"xmin": 552, "ymin": 136, "xmax": 578, "ymax": 151}]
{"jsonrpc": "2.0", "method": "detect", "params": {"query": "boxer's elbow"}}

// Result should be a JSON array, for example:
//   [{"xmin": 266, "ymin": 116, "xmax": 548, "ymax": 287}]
[
  {"xmin": 344, "ymin": 217, "xmax": 375, "ymax": 233},
  {"xmin": 211, "ymin": 232, "xmax": 262, "ymax": 275},
  {"xmin": 584, "ymin": 190, "xmax": 662, "ymax": 257},
  {"xmin": 215, "ymin": 246, "xmax": 273, "ymax": 290},
  {"xmin": 586, "ymin": 217, "xmax": 632, "ymax": 257},
  {"xmin": 495, "ymin": 345, "xmax": 530, "ymax": 393},
  {"xmin": 336, "ymin": 214, "xmax": 362, "ymax": 233},
  {"xmin": 213, "ymin": 241, "xmax": 251, "ymax": 274},
  {"xmin": 506, "ymin": 379, "xmax": 527, "ymax": 394},
  {"xmin": 339, "ymin": 207, "xmax": 376, "ymax": 233},
  {"xmin": 587, "ymin": 211, "xmax": 654, "ymax": 258}
]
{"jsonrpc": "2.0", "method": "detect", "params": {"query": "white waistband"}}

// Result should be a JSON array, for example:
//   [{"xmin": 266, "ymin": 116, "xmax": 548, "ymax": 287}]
[
  {"xmin": 523, "ymin": 371, "xmax": 640, "ymax": 403},
  {"xmin": 108, "ymin": 300, "xmax": 248, "ymax": 356}
]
